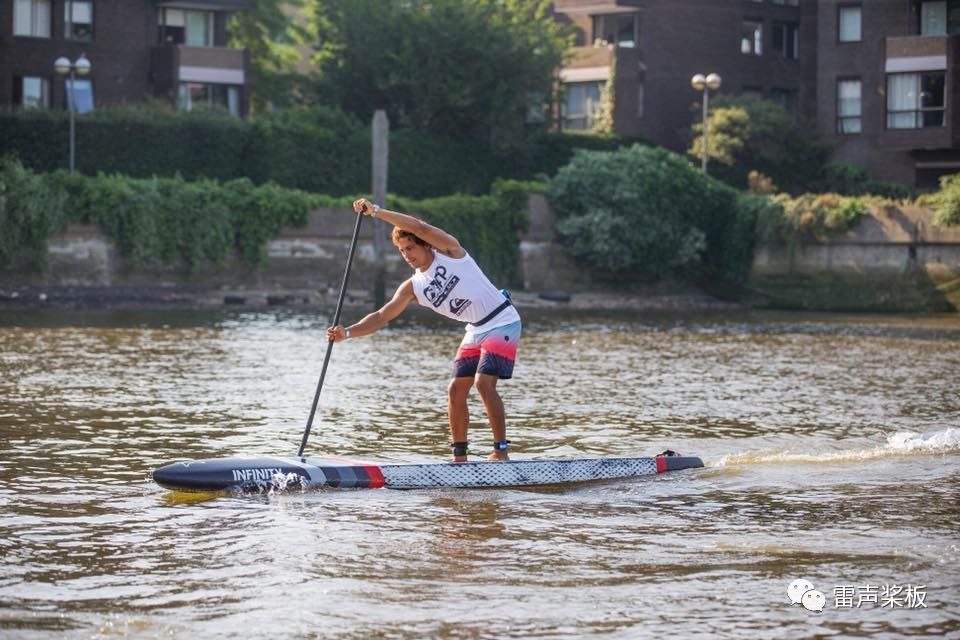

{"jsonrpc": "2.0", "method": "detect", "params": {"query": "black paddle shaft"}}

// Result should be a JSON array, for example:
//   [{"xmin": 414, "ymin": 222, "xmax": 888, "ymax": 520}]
[{"xmin": 297, "ymin": 210, "xmax": 364, "ymax": 458}]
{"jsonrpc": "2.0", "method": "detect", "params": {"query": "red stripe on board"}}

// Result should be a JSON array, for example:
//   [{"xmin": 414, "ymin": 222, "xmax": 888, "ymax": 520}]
[
  {"xmin": 362, "ymin": 464, "xmax": 385, "ymax": 488},
  {"xmin": 655, "ymin": 456, "xmax": 666, "ymax": 473},
  {"xmin": 323, "ymin": 455, "xmax": 385, "ymax": 488}
]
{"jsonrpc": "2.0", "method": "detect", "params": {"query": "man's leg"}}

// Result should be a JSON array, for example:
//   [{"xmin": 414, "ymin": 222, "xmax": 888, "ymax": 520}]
[
  {"xmin": 474, "ymin": 373, "xmax": 508, "ymax": 460},
  {"xmin": 447, "ymin": 376, "xmax": 473, "ymax": 461}
]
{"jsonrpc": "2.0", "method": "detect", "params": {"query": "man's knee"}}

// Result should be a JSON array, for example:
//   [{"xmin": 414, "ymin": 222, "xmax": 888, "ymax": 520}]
[
  {"xmin": 474, "ymin": 373, "xmax": 498, "ymax": 399},
  {"xmin": 448, "ymin": 377, "xmax": 472, "ymax": 401}
]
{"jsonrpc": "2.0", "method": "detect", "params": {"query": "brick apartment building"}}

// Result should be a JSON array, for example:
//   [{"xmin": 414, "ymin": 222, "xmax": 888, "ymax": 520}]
[
  {"xmin": 553, "ymin": 0, "xmax": 960, "ymax": 189},
  {"xmin": 0, "ymin": 0, "xmax": 251, "ymax": 117}
]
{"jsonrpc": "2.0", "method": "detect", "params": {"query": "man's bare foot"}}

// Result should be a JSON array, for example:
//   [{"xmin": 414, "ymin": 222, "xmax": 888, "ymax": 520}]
[
  {"xmin": 451, "ymin": 455, "xmax": 468, "ymax": 463},
  {"xmin": 486, "ymin": 451, "xmax": 509, "ymax": 461}
]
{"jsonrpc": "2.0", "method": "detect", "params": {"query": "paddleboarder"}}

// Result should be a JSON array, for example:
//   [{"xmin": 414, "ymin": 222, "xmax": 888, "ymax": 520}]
[{"xmin": 326, "ymin": 198, "xmax": 521, "ymax": 462}]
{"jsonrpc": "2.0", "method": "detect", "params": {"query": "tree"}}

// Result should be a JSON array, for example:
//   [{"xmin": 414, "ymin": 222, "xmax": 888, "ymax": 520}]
[
  {"xmin": 305, "ymin": 0, "xmax": 572, "ymax": 144},
  {"xmin": 688, "ymin": 96, "xmax": 828, "ymax": 194},
  {"xmin": 227, "ymin": 0, "xmax": 317, "ymax": 112}
]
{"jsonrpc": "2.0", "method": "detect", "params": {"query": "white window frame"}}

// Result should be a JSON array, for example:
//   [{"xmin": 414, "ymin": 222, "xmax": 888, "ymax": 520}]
[
  {"xmin": 19, "ymin": 76, "xmax": 50, "ymax": 108},
  {"xmin": 560, "ymin": 81, "xmax": 603, "ymax": 131},
  {"xmin": 741, "ymin": 20, "xmax": 763, "ymax": 56},
  {"xmin": 13, "ymin": 0, "xmax": 52, "ymax": 37},
  {"xmin": 65, "ymin": 0, "xmax": 94, "ymax": 41},
  {"xmin": 178, "ymin": 82, "xmax": 241, "ymax": 116},
  {"xmin": 886, "ymin": 71, "xmax": 946, "ymax": 129},
  {"xmin": 838, "ymin": 5, "xmax": 862, "ymax": 42},
  {"xmin": 920, "ymin": 1, "xmax": 947, "ymax": 35},
  {"xmin": 159, "ymin": 8, "xmax": 214, "ymax": 46},
  {"xmin": 837, "ymin": 78, "xmax": 862, "ymax": 134}
]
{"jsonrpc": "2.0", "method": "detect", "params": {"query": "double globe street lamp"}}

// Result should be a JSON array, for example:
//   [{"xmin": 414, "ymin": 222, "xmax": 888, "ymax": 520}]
[
  {"xmin": 54, "ymin": 54, "xmax": 92, "ymax": 172},
  {"xmin": 690, "ymin": 72, "xmax": 721, "ymax": 174}
]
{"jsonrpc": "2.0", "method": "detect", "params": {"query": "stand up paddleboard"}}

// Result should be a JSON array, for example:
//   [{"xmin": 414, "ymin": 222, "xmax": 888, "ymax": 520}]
[
  {"xmin": 152, "ymin": 453, "xmax": 704, "ymax": 492},
  {"xmin": 150, "ymin": 209, "xmax": 704, "ymax": 494}
]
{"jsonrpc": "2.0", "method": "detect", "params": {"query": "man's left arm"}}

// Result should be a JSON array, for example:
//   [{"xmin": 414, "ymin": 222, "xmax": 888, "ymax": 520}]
[{"xmin": 355, "ymin": 198, "xmax": 465, "ymax": 258}]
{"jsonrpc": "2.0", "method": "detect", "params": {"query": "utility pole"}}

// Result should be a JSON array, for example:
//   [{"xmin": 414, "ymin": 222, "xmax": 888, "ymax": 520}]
[{"xmin": 371, "ymin": 110, "xmax": 389, "ymax": 307}]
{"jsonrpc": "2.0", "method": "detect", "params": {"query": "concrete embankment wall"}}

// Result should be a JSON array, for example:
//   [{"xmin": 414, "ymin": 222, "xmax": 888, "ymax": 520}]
[
  {"xmin": 2, "ymin": 196, "xmax": 959, "ymax": 311},
  {"xmin": 747, "ymin": 205, "xmax": 960, "ymax": 312}
]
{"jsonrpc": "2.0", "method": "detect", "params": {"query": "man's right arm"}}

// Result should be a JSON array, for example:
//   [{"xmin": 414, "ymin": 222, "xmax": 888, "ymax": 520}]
[{"xmin": 326, "ymin": 279, "xmax": 417, "ymax": 342}]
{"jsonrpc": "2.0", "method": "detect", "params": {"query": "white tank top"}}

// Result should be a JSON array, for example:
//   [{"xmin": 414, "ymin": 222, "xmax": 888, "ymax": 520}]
[{"xmin": 410, "ymin": 250, "xmax": 520, "ymax": 329}]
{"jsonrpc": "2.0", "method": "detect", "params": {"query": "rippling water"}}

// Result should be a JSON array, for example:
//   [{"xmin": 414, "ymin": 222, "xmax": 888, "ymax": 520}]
[{"xmin": 1, "ymin": 309, "xmax": 958, "ymax": 639}]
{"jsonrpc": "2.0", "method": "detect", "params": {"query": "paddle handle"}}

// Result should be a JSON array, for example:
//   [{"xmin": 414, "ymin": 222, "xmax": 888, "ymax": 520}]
[{"xmin": 297, "ymin": 210, "xmax": 364, "ymax": 458}]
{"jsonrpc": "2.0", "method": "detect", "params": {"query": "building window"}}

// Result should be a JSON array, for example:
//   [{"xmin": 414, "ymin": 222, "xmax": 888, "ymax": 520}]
[
  {"xmin": 886, "ymin": 72, "xmax": 945, "ymax": 129},
  {"xmin": 13, "ymin": 76, "xmax": 50, "ymax": 108},
  {"xmin": 159, "ymin": 8, "xmax": 214, "ymax": 46},
  {"xmin": 741, "ymin": 86, "xmax": 763, "ymax": 99},
  {"xmin": 920, "ymin": 1, "xmax": 947, "ymax": 34},
  {"xmin": 920, "ymin": 1, "xmax": 960, "ymax": 34},
  {"xmin": 178, "ymin": 83, "xmax": 241, "ymax": 116},
  {"xmin": 771, "ymin": 0, "xmax": 799, "ymax": 5},
  {"xmin": 770, "ymin": 88, "xmax": 798, "ymax": 116},
  {"xmin": 13, "ymin": 0, "xmax": 51, "ymax": 37},
  {"xmin": 65, "ymin": 0, "xmax": 93, "ymax": 40},
  {"xmin": 838, "ymin": 5, "xmax": 861, "ymax": 41},
  {"xmin": 560, "ymin": 81, "xmax": 602, "ymax": 130},
  {"xmin": 66, "ymin": 78, "xmax": 94, "ymax": 113},
  {"xmin": 837, "ymin": 79, "xmax": 861, "ymax": 134},
  {"xmin": 773, "ymin": 21, "xmax": 799, "ymax": 59},
  {"xmin": 591, "ymin": 12, "xmax": 638, "ymax": 47},
  {"xmin": 741, "ymin": 20, "xmax": 762, "ymax": 55}
]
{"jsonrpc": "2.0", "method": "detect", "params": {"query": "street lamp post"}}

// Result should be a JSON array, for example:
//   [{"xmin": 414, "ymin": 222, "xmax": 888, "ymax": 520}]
[
  {"xmin": 54, "ymin": 54, "xmax": 91, "ymax": 172},
  {"xmin": 690, "ymin": 72, "xmax": 721, "ymax": 174}
]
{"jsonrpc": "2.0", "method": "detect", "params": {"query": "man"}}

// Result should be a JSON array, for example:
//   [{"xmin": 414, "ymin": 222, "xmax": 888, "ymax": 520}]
[{"xmin": 326, "ymin": 198, "xmax": 521, "ymax": 462}]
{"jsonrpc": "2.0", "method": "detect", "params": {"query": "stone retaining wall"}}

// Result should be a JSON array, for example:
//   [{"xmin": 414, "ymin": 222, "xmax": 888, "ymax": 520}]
[{"xmin": 2, "ymin": 197, "xmax": 959, "ymax": 311}]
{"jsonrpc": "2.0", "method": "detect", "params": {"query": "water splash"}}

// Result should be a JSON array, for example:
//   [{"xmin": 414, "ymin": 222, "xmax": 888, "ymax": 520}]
[{"xmin": 713, "ymin": 427, "xmax": 960, "ymax": 467}]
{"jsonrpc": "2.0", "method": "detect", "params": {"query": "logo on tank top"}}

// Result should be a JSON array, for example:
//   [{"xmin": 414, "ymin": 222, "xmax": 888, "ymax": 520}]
[
  {"xmin": 449, "ymin": 297, "xmax": 472, "ymax": 316},
  {"xmin": 423, "ymin": 265, "xmax": 461, "ymax": 308}
]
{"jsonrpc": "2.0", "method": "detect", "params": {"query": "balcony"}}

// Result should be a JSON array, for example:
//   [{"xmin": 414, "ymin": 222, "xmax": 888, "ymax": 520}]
[
  {"xmin": 553, "ymin": 0, "xmax": 641, "ymax": 13},
  {"xmin": 560, "ymin": 45, "xmax": 614, "ymax": 83},
  {"xmin": 150, "ymin": 44, "xmax": 248, "ymax": 114},
  {"xmin": 880, "ymin": 35, "xmax": 959, "ymax": 150},
  {"xmin": 154, "ymin": 0, "xmax": 250, "ymax": 9}
]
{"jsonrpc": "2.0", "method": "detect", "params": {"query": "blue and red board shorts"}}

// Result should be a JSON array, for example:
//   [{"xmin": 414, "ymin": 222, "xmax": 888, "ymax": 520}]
[{"xmin": 453, "ymin": 320, "xmax": 521, "ymax": 379}]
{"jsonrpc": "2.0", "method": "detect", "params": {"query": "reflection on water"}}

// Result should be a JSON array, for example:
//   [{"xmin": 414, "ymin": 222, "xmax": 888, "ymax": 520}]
[{"xmin": 1, "ymin": 309, "xmax": 958, "ymax": 639}]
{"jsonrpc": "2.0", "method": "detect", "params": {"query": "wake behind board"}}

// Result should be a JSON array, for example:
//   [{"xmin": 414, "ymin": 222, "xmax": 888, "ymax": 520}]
[{"xmin": 152, "ymin": 454, "xmax": 703, "ymax": 492}]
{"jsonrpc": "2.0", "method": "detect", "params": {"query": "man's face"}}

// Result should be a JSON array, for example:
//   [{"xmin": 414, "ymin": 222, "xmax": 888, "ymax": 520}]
[{"xmin": 395, "ymin": 238, "xmax": 432, "ymax": 271}]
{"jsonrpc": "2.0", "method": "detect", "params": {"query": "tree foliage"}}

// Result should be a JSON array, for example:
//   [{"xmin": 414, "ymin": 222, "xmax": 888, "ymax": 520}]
[
  {"xmin": 931, "ymin": 172, "xmax": 960, "ymax": 226},
  {"xmin": 305, "ymin": 0, "xmax": 572, "ymax": 143},
  {"xmin": 689, "ymin": 96, "xmax": 829, "ymax": 194},
  {"xmin": 227, "ymin": 0, "xmax": 317, "ymax": 111}
]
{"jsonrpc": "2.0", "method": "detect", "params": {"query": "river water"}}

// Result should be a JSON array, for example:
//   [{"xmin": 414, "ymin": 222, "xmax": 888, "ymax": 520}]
[{"xmin": 0, "ymin": 308, "xmax": 958, "ymax": 639}]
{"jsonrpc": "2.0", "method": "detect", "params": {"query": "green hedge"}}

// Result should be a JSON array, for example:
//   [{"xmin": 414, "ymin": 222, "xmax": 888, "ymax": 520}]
[
  {"xmin": 0, "ymin": 159, "xmax": 531, "ymax": 283},
  {"xmin": 0, "ymin": 106, "xmax": 635, "ymax": 198},
  {"xmin": 1, "ymin": 158, "xmax": 331, "ymax": 271}
]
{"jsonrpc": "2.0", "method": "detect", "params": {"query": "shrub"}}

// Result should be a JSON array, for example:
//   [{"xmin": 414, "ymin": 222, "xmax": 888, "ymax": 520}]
[
  {"xmin": 756, "ymin": 192, "xmax": 867, "ymax": 244},
  {"xmin": 0, "ymin": 157, "xmax": 67, "ymax": 268},
  {"xmin": 819, "ymin": 161, "xmax": 912, "ymax": 199},
  {"xmin": 931, "ymin": 172, "xmax": 960, "ymax": 226},
  {"xmin": 547, "ymin": 144, "xmax": 751, "ymax": 281}
]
